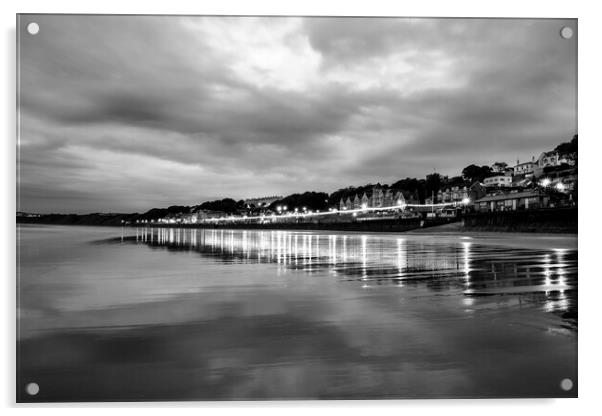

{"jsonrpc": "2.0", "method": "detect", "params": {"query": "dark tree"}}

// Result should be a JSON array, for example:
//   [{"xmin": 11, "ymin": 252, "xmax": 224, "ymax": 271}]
[
  {"xmin": 269, "ymin": 192, "xmax": 329, "ymax": 212},
  {"xmin": 197, "ymin": 198, "xmax": 239, "ymax": 213},
  {"xmin": 392, "ymin": 177, "xmax": 420, "ymax": 193},
  {"xmin": 462, "ymin": 164, "xmax": 493, "ymax": 183},
  {"xmin": 139, "ymin": 205, "xmax": 190, "ymax": 220},
  {"xmin": 425, "ymin": 173, "xmax": 443, "ymax": 202},
  {"xmin": 555, "ymin": 134, "xmax": 578, "ymax": 164},
  {"xmin": 328, "ymin": 186, "xmax": 358, "ymax": 207},
  {"xmin": 447, "ymin": 175, "xmax": 468, "ymax": 187}
]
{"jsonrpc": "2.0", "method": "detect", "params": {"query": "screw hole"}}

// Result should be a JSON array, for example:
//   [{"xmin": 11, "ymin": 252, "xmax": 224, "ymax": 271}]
[
  {"xmin": 27, "ymin": 22, "xmax": 40, "ymax": 35},
  {"xmin": 25, "ymin": 382, "xmax": 39, "ymax": 396},
  {"xmin": 560, "ymin": 378, "xmax": 573, "ymax": 391},
  {"xmin": 560, "ymin": 26, "xmax": 573, "ymax": 40}
]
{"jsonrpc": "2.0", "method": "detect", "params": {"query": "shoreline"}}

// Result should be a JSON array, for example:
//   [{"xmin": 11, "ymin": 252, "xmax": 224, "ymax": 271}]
[{"xmin": 17, "ymin": 220, "xmax": 578, "ymax": 236}]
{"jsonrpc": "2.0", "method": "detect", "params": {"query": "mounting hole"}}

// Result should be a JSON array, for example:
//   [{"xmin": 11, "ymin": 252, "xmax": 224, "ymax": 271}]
[
  {"xmin": 560, "ymin": 26, "xmax": 573, "ymax": 40},
  {"xmin": 560, "ymin": 378, "xmax": 573, "ymax": 391},
  {"xmin": 27, "ymin": 22, "xmax": 40, "ymax": 35},
  {"xmin": 25, "ymin": 382, "xmax": 39, "ymax": 396}
]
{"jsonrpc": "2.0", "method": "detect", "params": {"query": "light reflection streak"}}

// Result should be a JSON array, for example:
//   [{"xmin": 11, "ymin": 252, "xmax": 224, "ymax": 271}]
[
  {"xmin": 542, "ymin": 253, "xmax": 552, "ymax": 294},
  {"xmin": 462, "ymin": 241, "xmax": 471, "ymax": 283},
  {"xmin": 361, "ymin": 235, "xmax": 368, "ymax": 281},
  {"xmin": 397, "ymin": 238, "xmax": 406, "ymax": 280},
  {"xmin": 131, "ymin": 228, "xmax": 575, "ymax": 315}
]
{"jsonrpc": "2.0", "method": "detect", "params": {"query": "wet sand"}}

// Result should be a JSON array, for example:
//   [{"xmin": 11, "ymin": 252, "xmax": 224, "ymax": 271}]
[{"xmin": 17, "ymin": 225, "xmax": 577, "ymax": 401}]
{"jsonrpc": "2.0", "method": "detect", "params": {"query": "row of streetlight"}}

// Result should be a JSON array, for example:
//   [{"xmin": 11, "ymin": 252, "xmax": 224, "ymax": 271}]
[{"xmin": 127, "ymin": 199, "xmax": 472, "ymax": 226}]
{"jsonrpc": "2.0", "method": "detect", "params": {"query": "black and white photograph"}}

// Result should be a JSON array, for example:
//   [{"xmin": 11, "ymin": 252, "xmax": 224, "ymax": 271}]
[{"xmin": 16, "ymin": 14, "xmax": 577, "ymax": 402}]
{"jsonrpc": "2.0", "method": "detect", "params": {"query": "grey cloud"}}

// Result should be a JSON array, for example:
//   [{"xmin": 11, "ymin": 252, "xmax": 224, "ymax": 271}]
[{"xmin": 17, "ymin": 15, "xmax": 577, "ymax": 213}]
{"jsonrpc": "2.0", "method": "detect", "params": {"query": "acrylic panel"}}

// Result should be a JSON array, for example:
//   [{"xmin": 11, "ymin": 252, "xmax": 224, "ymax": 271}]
[{"xmin": 16, "ymin": 15, "xmax": 578, "ymax": 402}]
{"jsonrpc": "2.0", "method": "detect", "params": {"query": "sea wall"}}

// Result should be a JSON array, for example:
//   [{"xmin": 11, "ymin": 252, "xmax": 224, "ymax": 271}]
[{"xmin": 460, "ymin": 208, "xmax": 577, "ymax": 233}]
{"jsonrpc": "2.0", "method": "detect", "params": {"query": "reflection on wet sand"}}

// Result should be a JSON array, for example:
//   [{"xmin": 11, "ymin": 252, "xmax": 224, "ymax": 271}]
[
  {"xmin": 130, "ymin": 228, "xmax": 577, "ymax": 324},
  {"xmin": 18, "ymin": 225, "xmax": 577, "ymax": 401}
]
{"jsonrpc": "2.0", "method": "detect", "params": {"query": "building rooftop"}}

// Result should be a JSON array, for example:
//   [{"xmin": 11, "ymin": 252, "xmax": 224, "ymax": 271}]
[{"xmin": 475, "ymin": 190, "xmax": 543, "ymax": 203}]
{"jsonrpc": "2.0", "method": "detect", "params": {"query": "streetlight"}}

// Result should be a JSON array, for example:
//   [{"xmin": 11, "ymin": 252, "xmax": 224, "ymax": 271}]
[
  {"xmin": 541, "ymin": 178, "xmax": 551, "ymax": 187},
  {"xmin": 462, "ymin": 198, "xmax": 470, "ymax": 205},
  {"xmin": 361, "ymin": 203, "xmax": 368, "ymax": 210},
  {"xmin": 556, "ymin": 182, "xmax": 566, "ymax": 191}
]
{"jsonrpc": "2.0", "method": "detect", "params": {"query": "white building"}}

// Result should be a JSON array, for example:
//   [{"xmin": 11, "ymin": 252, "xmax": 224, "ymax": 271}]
[
  {"xmin": 513, "ymin": 158, "xmax": 536, "ymax": 175},
  {"xmin": 490, "ymin": 162, "xmax": 508, "ymax": 173},
  {"xmin": 483, "ymin": 175, "xmax": 513, "ymax": 187},
  {"xmin": 537, "ymin": 151, "xmax": 560, "ymax": 168}
]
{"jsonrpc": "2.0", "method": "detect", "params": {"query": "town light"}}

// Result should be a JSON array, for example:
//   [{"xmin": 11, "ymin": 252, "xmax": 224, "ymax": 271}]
[
  {"xmin": 462, "ymin": 198, "xmax": 470, "ymax": 205},
  {"xmin": 397, "ymin": 199, "xmax": 403, "ymax": 206},
  {"xmin": 361, "ymin": 203, "xmax": 368, "ymax": 210},
  {"xmin": 556, "ymin": 182, "xmax": 566, "ymax": 191},
  {"xmin": 302, "ymin": 206, "xmax": 307, "ymax": 211},
  {"xmin": 541, "ymin": 178, "xmax": 551, "ymax": 187},
  {"xmin": 294, "ymin": 208, "xmax": 298, "ymax": 213},
  {"xmin": 283, "ymin": 205, "xmax": 288, "ymax": 211},
  {"xmin": 277, "ymin": 205, "xmax": 282, "ymax": 212}
]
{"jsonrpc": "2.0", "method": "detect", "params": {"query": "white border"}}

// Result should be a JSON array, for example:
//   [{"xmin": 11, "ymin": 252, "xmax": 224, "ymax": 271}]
[{"xmin": 3, "ymin": 1, "xmax": 601, "ymax": 415}]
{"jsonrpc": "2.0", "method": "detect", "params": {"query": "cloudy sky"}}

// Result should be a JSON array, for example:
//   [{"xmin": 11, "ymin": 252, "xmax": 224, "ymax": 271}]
[{"xmin": 18, "ymin": 16, "xmax": 576, "ymax": 214}]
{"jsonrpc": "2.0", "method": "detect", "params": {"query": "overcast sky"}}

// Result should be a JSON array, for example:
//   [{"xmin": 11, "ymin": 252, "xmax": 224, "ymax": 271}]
[{"xmin": 18, "ymin": 16, "xmax": 576, "ymax": 214}]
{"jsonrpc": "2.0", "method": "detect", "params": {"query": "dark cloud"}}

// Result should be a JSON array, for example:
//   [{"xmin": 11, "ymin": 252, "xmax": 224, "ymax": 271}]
[{"xmin": 17, "ymin": 15, "xmax": 577, "ymax": 213}]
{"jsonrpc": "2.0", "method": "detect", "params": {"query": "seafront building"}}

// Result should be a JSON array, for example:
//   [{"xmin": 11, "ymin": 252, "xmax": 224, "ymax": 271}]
[
  {"xmin": 473, "ymin": 190, "xmax": 550, "ymax": 212},
  {"xmin": 483, "ymin": 175, "xmax": 513, "ymax": 188},
  {"xmin": 338, "ymin": 186, "xmax": 418, "ymax": 211},
  {"xmin": 513, "ymin": 158, "xmax": 537, "ymax": 176},
  {"xmin": 436, "ymin": 186, "xmax": 469, "ymax": 204}
]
